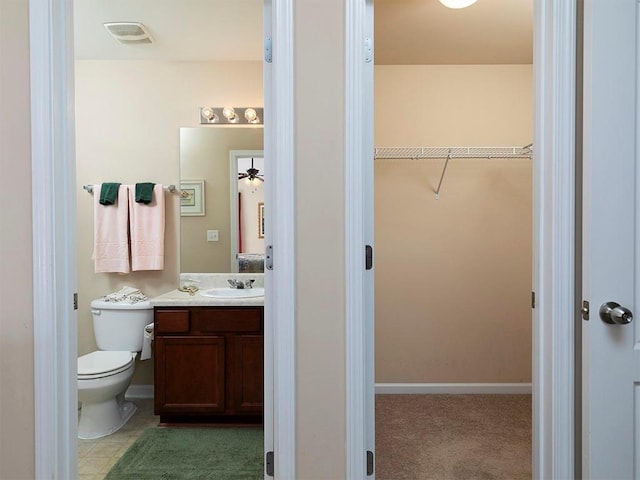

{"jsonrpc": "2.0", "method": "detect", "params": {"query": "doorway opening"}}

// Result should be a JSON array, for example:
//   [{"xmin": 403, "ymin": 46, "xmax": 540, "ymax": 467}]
[
  {"xmin": 72, "ymin": 1, "xmax": 270, "ymax": 477},
  {"xmin": 372, "ymin": 1, "xmax": 534, "ymax": 477}
]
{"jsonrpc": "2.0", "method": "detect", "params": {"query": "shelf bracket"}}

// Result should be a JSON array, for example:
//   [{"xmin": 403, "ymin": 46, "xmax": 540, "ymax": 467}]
[{"xmin": 434, "ymin": 154, "xmax": 451, "ymax": 200}]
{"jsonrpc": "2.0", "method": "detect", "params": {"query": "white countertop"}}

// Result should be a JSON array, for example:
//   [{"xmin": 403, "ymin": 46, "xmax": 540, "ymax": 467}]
[
  {"xmin": 151, "ymin": 273, "xmax": 265, "ymax": 307},
  {"xmin": 150, "ymin": 288, "xmax": 264, "ymax": 307}
]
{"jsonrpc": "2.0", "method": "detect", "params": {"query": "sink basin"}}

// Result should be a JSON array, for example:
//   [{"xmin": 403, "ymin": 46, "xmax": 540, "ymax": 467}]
[{"xmin": 198, "ymin": 287, "xmax": 265, "ymax": 299}]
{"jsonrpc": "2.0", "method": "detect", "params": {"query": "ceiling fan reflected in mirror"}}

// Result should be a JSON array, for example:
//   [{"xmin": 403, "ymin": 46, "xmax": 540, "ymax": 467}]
[{"xmin": 238, "ymin": 158, "xmax": 264, "ymax": 183}]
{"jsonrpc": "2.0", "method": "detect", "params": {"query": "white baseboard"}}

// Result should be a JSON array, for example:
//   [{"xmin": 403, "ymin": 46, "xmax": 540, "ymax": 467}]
[
  {"xmin": 126, "ymin": 383, "xmax": 531, "ymax": 399},
  {"xmin": 375, "ymin": 383, "xmax": 532, "ymax": 395},
  {"xmin": 125, "ymin": 384, "xmax": 154, "ymax": 399}
]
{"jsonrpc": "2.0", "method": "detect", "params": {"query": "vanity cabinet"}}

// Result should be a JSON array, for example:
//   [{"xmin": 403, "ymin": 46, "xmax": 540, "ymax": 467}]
[{"xmin": 153, "ymin": 306, "xmax": 263, "ymax": 424}]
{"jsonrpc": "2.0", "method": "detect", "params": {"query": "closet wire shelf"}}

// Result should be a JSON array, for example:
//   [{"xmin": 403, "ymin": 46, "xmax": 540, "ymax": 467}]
[{"xmin": 374, "ymin": 144, "xmax": 533, "ymax": 199}]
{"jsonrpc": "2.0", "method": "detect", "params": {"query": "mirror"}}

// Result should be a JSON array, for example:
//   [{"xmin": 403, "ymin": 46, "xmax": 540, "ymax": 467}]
[
  {"xmin": 180, "ymin": 127, "xmax": 264, "ymax": 273},
  {"xmin": 233, "ymin": 154, "xmax": 265, "ymax": 273}
]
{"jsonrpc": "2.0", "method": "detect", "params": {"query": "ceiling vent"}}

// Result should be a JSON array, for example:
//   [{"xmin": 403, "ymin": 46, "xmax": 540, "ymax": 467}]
[{"xmin": 103, "ymin": 22, "xmax": 153, "ymax": 45}]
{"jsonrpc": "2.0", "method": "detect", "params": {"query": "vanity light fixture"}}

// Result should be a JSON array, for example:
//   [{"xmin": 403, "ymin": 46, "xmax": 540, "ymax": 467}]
[
  {"xmin": 199, "ymin": 107, "xmax": 263, "ymax": 125},
  {"xmin": 438, "ymin": 0, "xmax": 478, "ymax": 8}
]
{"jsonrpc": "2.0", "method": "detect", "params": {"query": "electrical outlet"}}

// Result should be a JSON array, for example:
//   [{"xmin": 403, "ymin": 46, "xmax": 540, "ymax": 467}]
[{"xmin": 207, "ymin": 230, "xmax": 219, "ymax": 242}]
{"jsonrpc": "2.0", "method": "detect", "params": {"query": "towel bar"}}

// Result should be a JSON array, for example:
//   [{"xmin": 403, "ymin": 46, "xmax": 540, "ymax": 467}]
[{"xmin": 83, "ymin": 184, "xmax": 183, "ymax": 196}]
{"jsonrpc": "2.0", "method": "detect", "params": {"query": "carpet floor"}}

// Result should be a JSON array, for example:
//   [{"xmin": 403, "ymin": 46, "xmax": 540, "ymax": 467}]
[
  {"xmin": 375, "ymin": 394, "xmax": 532, "ymax": 480},
  {"xmin": 105, "ymin": 396, "xmax": 529, "ymax": 479},
  {"xmin": 104, "ymin": 427, "xmax": 263, "ymax": 480}
]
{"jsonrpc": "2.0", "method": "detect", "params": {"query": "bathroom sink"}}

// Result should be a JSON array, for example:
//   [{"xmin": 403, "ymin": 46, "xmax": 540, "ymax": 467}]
[{"xmin": 198, "ymin": 287, "xmax": 265, "ymax": 299}]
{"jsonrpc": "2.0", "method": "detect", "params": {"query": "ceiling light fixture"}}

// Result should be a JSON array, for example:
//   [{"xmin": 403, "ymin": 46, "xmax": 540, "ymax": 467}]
[
  {"xmin": 199, "ymin": 107, "xmax": 264, "ymax": 125},
  {"xmin": 239, "ymin": 158, "xmax": 264, "ymax": 183},
  {"xmin": 438, "ymin": 0, "xmax": 478, "ymax": 9}
]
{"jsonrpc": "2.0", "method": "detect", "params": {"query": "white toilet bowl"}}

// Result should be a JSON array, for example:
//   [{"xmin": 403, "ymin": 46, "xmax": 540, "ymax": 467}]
[
  {"xmin": 77, "ymin": 350, "xmax": 137, "ymax": 439},
  {"xmin": 77, "ymin": 298, "xmax": 153, "ymax": 439}
]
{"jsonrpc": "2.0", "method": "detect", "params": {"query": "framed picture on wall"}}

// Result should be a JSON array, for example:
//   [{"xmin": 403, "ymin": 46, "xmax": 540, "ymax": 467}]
[
  {"xmin": 258, "ymin": 202, "xmax": 265, "ymax": 238},
  {"xmin": 180, "ymin": 180, "xmax": 205, "ymax": 216}
]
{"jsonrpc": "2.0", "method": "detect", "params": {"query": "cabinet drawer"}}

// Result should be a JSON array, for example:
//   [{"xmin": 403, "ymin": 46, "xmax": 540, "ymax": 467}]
[
  {"xmin": 197, "ymin": 308, "xmax": 262, "ymax": 333},
  {"xmin": 155, "ymin": 310, "xmax": 190, "ymax": 333}
]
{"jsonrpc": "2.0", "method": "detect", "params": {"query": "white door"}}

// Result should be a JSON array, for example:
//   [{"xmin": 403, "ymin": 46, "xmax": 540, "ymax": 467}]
[{"xmin": 582, "ymin": 0, "xmax": 640, "ymax": 477}]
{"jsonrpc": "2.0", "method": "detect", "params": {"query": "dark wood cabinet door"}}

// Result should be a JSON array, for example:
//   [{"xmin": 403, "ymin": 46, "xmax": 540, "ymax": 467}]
[
  {"xmin": 154, "ymin": 336, "xmax": 225, "ymax": 414},
  {"xmin": 229, "ymin": 334, "xmax": 264, "ymax": 413}
]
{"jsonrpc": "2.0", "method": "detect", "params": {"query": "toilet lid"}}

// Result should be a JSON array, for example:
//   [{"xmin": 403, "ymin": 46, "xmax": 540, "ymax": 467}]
[{"xmin": 78, "ymin": 351, "xmax": 134, "ymax": 376}]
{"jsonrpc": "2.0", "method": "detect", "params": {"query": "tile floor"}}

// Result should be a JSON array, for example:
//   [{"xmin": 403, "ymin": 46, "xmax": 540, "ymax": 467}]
[{"xmin": 77, "ymin": 398, "xmax": 158, "ymax": 480}]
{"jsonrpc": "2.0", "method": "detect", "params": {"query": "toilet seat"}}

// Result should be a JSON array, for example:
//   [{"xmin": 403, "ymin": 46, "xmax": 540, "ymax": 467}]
[{"xmin": 78, "ymin": 351, "xmax": 135, "ymax": 380}]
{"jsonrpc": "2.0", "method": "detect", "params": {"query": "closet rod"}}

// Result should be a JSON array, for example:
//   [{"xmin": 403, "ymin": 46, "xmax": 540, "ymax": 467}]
[{"xmin": 82, "ymin": 184, "xmax": 185, "ymax": 196}]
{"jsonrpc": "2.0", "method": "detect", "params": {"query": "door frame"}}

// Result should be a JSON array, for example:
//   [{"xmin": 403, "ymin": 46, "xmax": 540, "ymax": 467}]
[
  {"xmin": 345, "ymin": 0, "xmax": 374, "ymax": 478},
  {"xmin": 531, "ymin": 1, "xmax": 578, "ymax": 477},
  {"xmin": 30, "ymin": 1, "xmax": 78, "ymax": 477},
  {"xmin": 344, "ymin": 0, "xmax": 579, "ymax": 478},
  {"xmin": 263, "ymin": 1, "xmax": 297, "ymax": 477},
  {"xmin": 29, "ymin": 0, "xmax": 297, "ymax": 478}
]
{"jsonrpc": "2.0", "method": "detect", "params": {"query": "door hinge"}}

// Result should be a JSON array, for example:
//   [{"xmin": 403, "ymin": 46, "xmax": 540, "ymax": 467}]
[
  {"xmin": 266, "ymin": 245, "xmax": 274, "ymax": 270},
  {"xmin": 365, "ymin": 245, "xmax": 373, "ymax": 270},
  {"xmin": 364, "ymin": 37, "xmax": 373, "ymax": 63},
  {"xmin": 264, "ymin": 36, "xmax": 273, "ymax": 63},
  {"xmin": 367, "ymin": 450, "xmax": 374, "ymax": 476},
  {"xmin": 531, "ymin": 291, "xmax": 535, "ymax": 309},
  {"xmin": 266, "ymin": 451, "xmax": 274, "ymax": 476},
  {"xmin": 73, "ymin": 293, "xmax": 78, "ymax": 310},
  {"xmin": 581, "ymin": 300, "xmax": 590, "ymax": 321}
]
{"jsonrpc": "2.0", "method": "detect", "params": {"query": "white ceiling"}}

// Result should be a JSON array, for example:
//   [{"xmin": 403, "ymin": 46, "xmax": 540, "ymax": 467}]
[
  {"xmin": 74, "ymin": 0, "xmax": 532, "ymax": 64},
  {"xmin": 74, "ymin": 0, "xmax": 264, "ymax": 61}
]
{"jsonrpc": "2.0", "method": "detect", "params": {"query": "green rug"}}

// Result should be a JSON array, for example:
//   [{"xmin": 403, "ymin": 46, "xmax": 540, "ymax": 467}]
[{"xmin": 105, "ymin": 427, "xmax": 264, "ymax": 480}]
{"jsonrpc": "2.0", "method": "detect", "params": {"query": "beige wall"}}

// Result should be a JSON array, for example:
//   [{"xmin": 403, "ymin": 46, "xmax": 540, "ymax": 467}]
[
  {"xmin": 75, "ymin": 60, "xmax": 262, "ymax": 383},
  {"xmin": 295, "ymin": 0, "xmax": 346, "ymax": 478},
  {"xmin": 375, "ymin": 65, "xmax": 533, "ymax": 383},
  {"xmin": 180, "ymin": 128, "xmax": 263, "ymax": 272},
  {"xmin": 0, "ymin": 0, "xmax": 35, "ymax": 477}
]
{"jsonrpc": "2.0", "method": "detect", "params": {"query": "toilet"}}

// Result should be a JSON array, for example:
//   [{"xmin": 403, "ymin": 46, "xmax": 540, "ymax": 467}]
[{"xmin": 77, "ymin": 298, "xmax": 153, "ymax": 439}]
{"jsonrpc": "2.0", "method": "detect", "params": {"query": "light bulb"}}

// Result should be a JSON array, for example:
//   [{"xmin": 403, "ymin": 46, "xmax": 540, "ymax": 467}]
[
  {"xmin": 439, "ymin": 0, "xmax": 478, "ymax": 8},
  {"xmin": 201, "ymin": 107, "xmax": 218, "ymax": 122},
  {"xmin": 222, "ymin": 106, "xmax": 238, "ymax": 122},
  {"xmin": 244, "ymin": 108, "xmax": 259, "ymax": 123}
]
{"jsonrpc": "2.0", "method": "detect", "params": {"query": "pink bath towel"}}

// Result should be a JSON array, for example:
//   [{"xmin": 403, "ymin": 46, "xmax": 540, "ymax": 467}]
[
  {"xmin": 128, "ymin": 184, "xmax": 165, "ymax": 271},
  {"xmin": 92, "ymin": 184, "xmax": 131, "ymax": 274}
]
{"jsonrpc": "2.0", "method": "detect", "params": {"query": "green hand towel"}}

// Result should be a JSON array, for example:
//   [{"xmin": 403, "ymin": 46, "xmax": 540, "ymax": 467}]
[
  {"xmin": 135, "ymin": 183, "xmax": 156, "ymax": 204},
  {"xmin": 99, "ymin": 183, "xmax": 121, "ymax": 205}
]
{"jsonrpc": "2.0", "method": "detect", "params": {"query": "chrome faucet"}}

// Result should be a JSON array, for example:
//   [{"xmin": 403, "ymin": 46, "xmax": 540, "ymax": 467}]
[{"xmin": 227, "ymin": 279, "xmax": 255, "ymax": 289}]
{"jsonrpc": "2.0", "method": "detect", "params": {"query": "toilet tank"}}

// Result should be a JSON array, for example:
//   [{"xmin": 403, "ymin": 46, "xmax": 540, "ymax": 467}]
[{"xmin": 90, "ymin": 299, "xmax": 153, "ymax": 351}]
